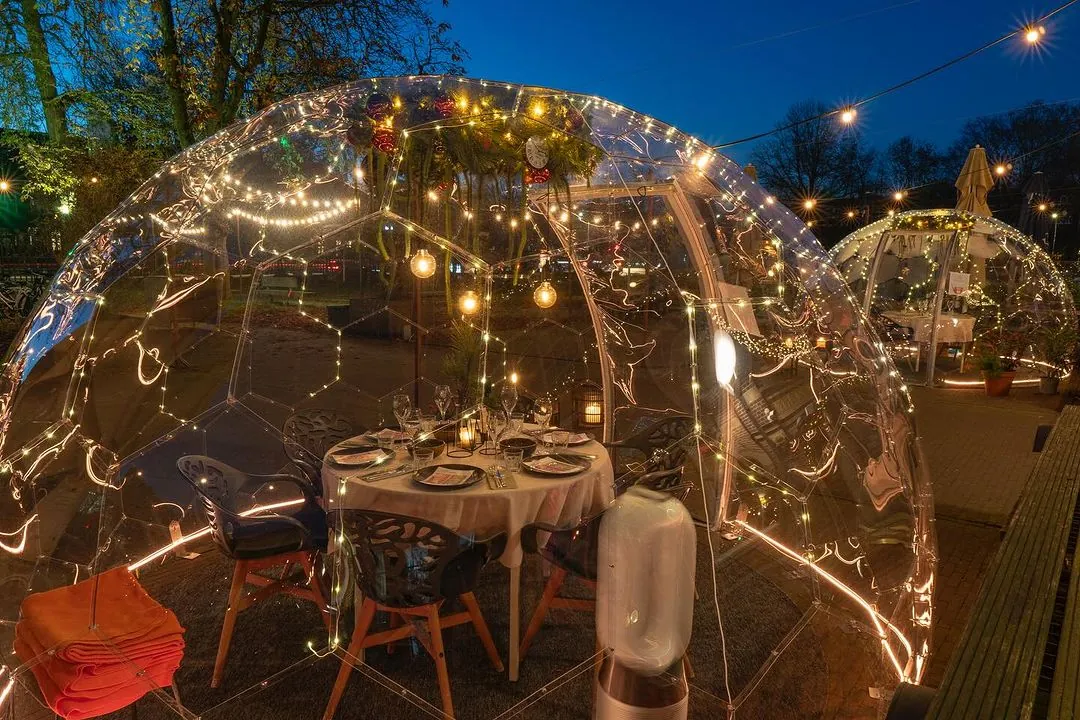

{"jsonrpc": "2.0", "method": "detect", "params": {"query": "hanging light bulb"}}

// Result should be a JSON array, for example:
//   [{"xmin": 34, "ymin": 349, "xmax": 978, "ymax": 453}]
[
  {"xmin": 533, "ymin": 281, "xmax": 557, "ymax": 309},
  {"xmin": 409, "ymin": 248, "xmax": 436, "ymax": 278},
  {"xmin": 459, "ymin": 290, "xmax": 480, "ymax": 315}
]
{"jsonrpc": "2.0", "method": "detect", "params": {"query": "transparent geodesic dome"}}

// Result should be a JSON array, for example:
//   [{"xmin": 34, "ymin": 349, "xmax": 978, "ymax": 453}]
[
  {"xmin": 832, "ymin": 209, "xmax": 1076, "ymax": 386},
  {"xmin": 0, "ymin": 76, "xmax": 934, "ymax": 720}
]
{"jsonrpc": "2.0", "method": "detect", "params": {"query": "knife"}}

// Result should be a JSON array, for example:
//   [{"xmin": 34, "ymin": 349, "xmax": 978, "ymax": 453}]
[{"xmin": 356, "ymin": 464, "xmax": 411, "ymax": 482}]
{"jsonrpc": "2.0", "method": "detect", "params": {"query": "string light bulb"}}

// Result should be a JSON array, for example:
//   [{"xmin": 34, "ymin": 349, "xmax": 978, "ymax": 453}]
[
  {"xmin": 839, "ymin": 107, "xmax": 857, "ymax": 125},
  {"xmin": 893, "ymin": 191, "xmax": 906, "ymax": 202},
  {"xmin": 0, "ymin": 180, "xmax": 9, "ymax": 192},
  {"xmin": 802, "ymin": 199, "xmax": 816, "ymax": 211},
  {"xmin": 459, "ymin": 290, "xmax": 480, "ymax": 315},
  {"xmin": 533, "ymin": 281, "xmax": 557, "ymax": 309},
  {"xmin": 409, "ymin": 248, "xmax": 436, "ymax": 278},
  {"xmin": 1024, "ymin": 25, "xmax": 1046, "ymax": 44},
  {"xmin": 995, "ymin": 164, "xmax": 1008, "ymax": 176},
  {"xmin": 1038, "ymin": 203, "xmax": 1049, "ymax": 212}
]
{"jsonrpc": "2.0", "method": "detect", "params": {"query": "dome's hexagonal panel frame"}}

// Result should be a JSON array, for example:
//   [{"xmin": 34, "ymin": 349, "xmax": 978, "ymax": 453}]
[{"xmin": 0, "ymin": 76, "xmax": 934, "ymax": 720}]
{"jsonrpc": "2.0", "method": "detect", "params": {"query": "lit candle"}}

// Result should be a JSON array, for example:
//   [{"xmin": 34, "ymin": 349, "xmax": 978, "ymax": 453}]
[
  {"xmin": 585, "ymin": 401, "xmax": 602, "ymax": 425},
  {"xmin": 459, "ymin": 425, "xmax": 473, "ymax": 448}
]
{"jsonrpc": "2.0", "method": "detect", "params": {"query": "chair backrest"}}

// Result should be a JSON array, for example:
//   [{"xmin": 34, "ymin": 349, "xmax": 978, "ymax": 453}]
[
  {"xmin": 283, "ymin": 409, "xmax": 355, "ymax": 467},
  {"xmin": 329, "ymin": 509, "xmax": 501, "ymax": 608},
  {"xmin": 621, "ymin": 415, "xmax": 695, "ymax": 472},
  {"xmin": 176, "ymin": 455, "xmax": 249, "ymax": 556},
  {"xmin": 522, "ymin": 512, "xmax": 605, "ymax": 581},
  {"xmin": 632, "ymin": 466, "xmax": 690, "ymax": 500}
]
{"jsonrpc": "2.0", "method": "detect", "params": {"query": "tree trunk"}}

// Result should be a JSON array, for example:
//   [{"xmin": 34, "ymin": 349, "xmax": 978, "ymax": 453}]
[
  {"xmin": 152, "ymin": 0, "xmax": 194, "ymax": 147},
  {"xmin": 18, "ymin": 0, "xmax": 66, "ymax": 141}
]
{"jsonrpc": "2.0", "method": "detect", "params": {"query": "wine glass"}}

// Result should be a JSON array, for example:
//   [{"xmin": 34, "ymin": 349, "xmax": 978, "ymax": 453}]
[
  {"xmin": 500, "ymin": 382, "xmax": 518, "ymax": 422},
  {"xmin": 392, "ymin": 394, "xmax": 411, "ymax": 437},
  {"xmin": 533, "ymin": 397, "xmax": 552, "ymax": 437},
  {"xmin": 490, "ymin": 411, "xmax": 508, "ymax": 445},
  {"xmin": 434, "ymin": 384, "xmax": 453, "ymax": 420}
]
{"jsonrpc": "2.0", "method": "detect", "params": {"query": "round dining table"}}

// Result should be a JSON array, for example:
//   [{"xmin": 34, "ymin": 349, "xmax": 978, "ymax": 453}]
[{"xmin": 321, "ymin": 433, "xmax": 615, "ymax": 681}]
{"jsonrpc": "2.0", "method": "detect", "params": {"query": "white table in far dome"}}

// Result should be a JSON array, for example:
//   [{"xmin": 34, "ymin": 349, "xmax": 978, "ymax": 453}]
[
  {"xmin": 882, "ymin": 310, "xmax": 976, "ymax": 372},
  {"xmin": 321, "ymin": 434, "xmax": 614, "ymax": 681}
]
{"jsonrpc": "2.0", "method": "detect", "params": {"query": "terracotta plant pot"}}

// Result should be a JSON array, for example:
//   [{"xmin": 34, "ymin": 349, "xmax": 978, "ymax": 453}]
[
  {"xmin": 1039, "ymin": 376, "xmax": 1060, "ymax": 395},
  {"xmin": 983, "ymin": 370, "xmax": 1016, "ymax": 397}
]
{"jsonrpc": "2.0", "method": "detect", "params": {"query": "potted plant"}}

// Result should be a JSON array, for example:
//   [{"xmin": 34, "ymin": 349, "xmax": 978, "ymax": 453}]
[
  {"xmin": 1036, "ymin": 325, "xmax": 1077, "ymax": 394},
  {"xmin": 978, "ymin": 331, "xmax": 1023, "ymax": 397}
]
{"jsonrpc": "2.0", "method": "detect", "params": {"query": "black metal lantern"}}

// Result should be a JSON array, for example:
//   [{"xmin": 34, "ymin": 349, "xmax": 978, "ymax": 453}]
[{"xmin": 573, "ymin": 381, "xmax": 604, "ymax": 429}]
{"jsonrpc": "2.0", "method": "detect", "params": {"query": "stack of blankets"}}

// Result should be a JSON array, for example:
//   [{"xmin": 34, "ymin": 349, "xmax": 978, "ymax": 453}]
[{"xmin": 14, "ymin": 566, "xmax": 185, "ymax": 719}]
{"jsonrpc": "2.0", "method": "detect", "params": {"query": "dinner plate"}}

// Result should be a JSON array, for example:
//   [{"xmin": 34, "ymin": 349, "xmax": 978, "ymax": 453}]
[
  {"xmin": 521, "ymin": 453, "xmax": 592, "ymax": 476},
  {"xmin": 413, "ymin": 463, "xmax": 484, "ymax": 490},
  {"xmin": 539, "ymin": 431, "xmax": 593, "ymax": 447},
  {"xmin": 327, "ymin": 445, "xmax": 393, "ymax": 468}
]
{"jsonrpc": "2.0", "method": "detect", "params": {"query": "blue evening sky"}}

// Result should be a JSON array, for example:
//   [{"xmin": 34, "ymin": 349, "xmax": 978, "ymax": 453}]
[{"xmin": 437, "ymin": 0, "xmax": 1080, "ymax": 163}]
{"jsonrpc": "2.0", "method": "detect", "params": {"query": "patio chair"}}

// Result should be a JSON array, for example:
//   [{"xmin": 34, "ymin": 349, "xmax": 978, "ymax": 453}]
[
  {"xmin": 176, "ymin": 455, "xmax": 331, "ymax": 688},
  {"xmin": 619, "ymin": 466, "xmax": 691, "ymax": 500},
  {"xmin": 603, "ymin": 415, "xmax": 694, "ymax": 489},
  {"xmin": 519, "ymin": 470, "xmax": 690, "ymax": 660},
  {"xmin": 323, "ymin": 510, "xmax": 505, "ymax": 720},
  {"xmin": 519, "ymin": 511, "xmax": 604, "ymax": 660},
  {"xmin": 282, "ymin": 409, "xmax": 356, "ymax": 496}
]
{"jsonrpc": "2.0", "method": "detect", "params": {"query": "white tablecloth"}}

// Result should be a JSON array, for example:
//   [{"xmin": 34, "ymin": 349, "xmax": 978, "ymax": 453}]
[
  {"xmin": 883, "ymin": 311, "xmax": 975, "ymax": 344},
  {"xmin": 322, "ymin": 437, "xmax": 614, "ymax": 568}
]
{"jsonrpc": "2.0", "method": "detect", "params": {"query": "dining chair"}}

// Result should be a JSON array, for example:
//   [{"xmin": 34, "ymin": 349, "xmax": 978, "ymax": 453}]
[
  {"xmin": 603, "ymin": 414, "xmax": 694, "ymax": 488},
  {"xmin": 323, "ymin": 510, "xmax": 505, "ymax": 720},
  {"xmin": 282, "ymin": 409, "xmax": 356, "ymax": 497},
  {"xmin": 176, "ymin": 455, "xmax": 332, "ymax": 688},
  {"xmin": 618, "ymin": 466, "xmax": 691, "ymax": 500},
  {"xmin": 518, "ymin": 511, "xmax": 605, "ymax": 660},
  {"xmin": 869, "ymin": 308, "xmax": 918, "ymax": 371}
]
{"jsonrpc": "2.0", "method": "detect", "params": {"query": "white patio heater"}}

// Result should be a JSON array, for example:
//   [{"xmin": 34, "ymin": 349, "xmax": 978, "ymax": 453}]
[{"xmin": 594, "ymin": 485, "xmax": 696, "ymax": 719}]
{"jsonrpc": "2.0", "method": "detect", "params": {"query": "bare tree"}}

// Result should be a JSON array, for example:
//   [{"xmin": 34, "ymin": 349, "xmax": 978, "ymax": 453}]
[{"xmin": 750, "ymin": 100, "xmax": 877, "ymax": 202}]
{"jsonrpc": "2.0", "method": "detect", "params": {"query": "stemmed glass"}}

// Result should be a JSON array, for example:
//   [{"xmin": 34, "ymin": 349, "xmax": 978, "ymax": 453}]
[
  {"xmin": 500, "ymin": 382, "xmax": 518, "ymax": 423},
  {"xmin": 434, "ymin": 385, "xmax": 453, "ymax": 420},
  {"xmin": 533, "ymin": 396, "xmax": 552, "ymax": 438},
  {"xmin": 392, "ymin": 394, "xmax": 411, "ymax": 438}
]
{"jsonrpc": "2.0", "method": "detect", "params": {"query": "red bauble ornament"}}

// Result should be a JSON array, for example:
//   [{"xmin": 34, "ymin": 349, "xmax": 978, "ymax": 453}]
[
  {"xmin": 372, "ymin": 127, "xmax": 397, "ymax": 154},
  {"xmin": 564, "ymin": 106, "xmax": 585, "ymax": 132},
  {"xmin": 366, "ymin": 93, "xmax": 393, "ymax": 121},
  {"xmin": 525, "ymin": 167, "xmax": 551, "ymax": 185},
  {"xmin": 433, "ymin": 94, "xmax": 456, "ymax": 118}
]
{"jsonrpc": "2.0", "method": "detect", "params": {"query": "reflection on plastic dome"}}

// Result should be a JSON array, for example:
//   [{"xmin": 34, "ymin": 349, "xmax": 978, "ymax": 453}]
[
  {"xmin": 0, "ymin": 76, "xmax": 934, "ymax": 720},
  {"xmin": 831, "ymin": 209, "xmax": 1076, "ymax": 387}
]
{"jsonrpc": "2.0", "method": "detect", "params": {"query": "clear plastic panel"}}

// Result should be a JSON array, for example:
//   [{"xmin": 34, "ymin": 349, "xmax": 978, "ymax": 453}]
[{"xmin": 1, "ymin": 77, "xmax": 935, "ymax": 719}]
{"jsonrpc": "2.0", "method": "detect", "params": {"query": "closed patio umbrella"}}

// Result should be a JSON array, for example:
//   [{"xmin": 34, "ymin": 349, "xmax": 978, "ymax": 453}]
[{"xmin": 955, "ymin": 145, "xmax": 994, "ymax": 217}]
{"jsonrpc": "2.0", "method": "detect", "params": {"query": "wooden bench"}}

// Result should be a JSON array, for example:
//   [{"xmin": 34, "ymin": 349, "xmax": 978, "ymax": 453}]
[{"xmin": 923, "ymin": 405, "xmax": 1080, "ymax": 719}]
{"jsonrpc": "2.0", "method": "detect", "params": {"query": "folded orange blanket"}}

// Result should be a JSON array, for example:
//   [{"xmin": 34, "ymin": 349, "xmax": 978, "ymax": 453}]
[
  {"xmin": 18, "ymin": 567, "xmax": 184, "ymax": 655},
  {"xmin": 15, "ymin": 624, "xmax": 183, "ymax": 694},
  {"xmin": 14, "ymin": 567, "xmax": 186, "ymax": 719},
  {"xmin": 19, "ymin": 643, "xmax": 179, "ymax": 720}
]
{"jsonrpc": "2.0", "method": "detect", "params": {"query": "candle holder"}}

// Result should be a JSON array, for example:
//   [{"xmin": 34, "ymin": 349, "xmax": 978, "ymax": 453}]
[
  {"xmin": 447, "ymin": 418, "xmax": 478, "ymax": 458},
  {"xmin": 573, "ymin": 381, "xmax": 604, "ymax": 430}
]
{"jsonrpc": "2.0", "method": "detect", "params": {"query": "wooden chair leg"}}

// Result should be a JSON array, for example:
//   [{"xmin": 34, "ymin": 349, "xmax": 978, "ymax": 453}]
[
  {"xmin": 460, "ymin": 592, "xmax": 503, "ymax": 672},
  {"xmin": 520, "ymin": 567, "xmax": 567, "ymax": 658},
  {"xmin": 425, "ymin": 605, "xmax": 454, "ymax": 720},
  {"xmin": 211, "ymin": 560, "xmax": 248, "ymax": 689},
  {"xmin": 300, "ymin": 552, "xmax": 333, "ymax": 632},
  {"xmin": 323, "ymin": 599, "xmax": 376, "ymax": 720}
]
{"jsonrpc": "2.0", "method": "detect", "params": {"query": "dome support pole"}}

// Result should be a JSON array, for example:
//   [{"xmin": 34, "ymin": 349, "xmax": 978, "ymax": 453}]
[{"xmin": 925, "ymin": 230, "xmax": 961, "ymax": 386}]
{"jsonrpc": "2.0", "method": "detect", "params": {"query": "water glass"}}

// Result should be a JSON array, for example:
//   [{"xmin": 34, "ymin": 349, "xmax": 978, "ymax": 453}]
[
  {"xmin": 414, "ymin": 447, "xmax": 436, "ymax": 468},
  {"xmin": 419, "ymin": 413, "xmax": 436, "ymax": 437},
  {"xmin": 552, "ymin": 429, "xmax": 570, "ymax": 449},
  {"xmin": 503, "ymin": 448, "xmax": 524, "ymax": 472},
  {"xmin": 509, "ymin": 413, "xmax": 524, "ymax": 436}
]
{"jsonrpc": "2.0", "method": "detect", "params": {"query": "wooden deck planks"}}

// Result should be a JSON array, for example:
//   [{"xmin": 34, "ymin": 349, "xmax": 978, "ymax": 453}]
[{"xmin": 928, "ymin": 406, "xmax": 1080, "ymax": 719}]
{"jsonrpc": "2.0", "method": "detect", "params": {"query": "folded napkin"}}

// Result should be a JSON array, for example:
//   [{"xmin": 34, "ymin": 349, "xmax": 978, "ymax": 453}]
[{"xmin": 14, "ymin": 567, "xmax": 185, "ymax": 719}]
